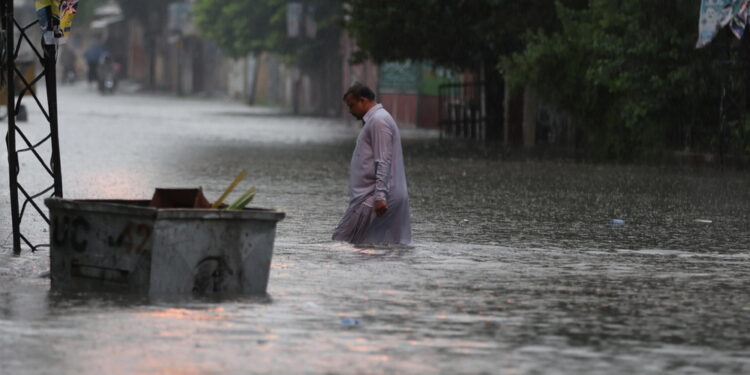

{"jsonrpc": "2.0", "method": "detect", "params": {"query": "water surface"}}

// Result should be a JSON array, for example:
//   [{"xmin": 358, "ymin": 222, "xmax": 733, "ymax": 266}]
[{"xmin": 1, "ymin": 84, "xmax": 748, "ymax": 374}]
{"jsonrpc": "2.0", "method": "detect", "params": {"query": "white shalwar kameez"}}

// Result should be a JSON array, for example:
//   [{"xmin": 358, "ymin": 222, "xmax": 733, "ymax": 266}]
[{"xmin": 332, "ymin": 104, "xmax": 412, "ymax": 245}]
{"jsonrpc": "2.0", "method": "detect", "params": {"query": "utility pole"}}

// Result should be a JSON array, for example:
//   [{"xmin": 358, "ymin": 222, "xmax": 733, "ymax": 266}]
[{"xmin": 3, "ymin": 0, "xmax": 63, "ymax": 254}]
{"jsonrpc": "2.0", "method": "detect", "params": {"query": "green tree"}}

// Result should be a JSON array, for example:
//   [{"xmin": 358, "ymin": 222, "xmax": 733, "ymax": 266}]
[
  {"xmin": 195, "ymin": 0, "xmax": 344, "ymax": 113},
  {"xmin": 112, "ymin": 0, "xmax": 172, "ymax": 88},
  {"xmin": 194, "ymin": 0, "xmax": 342, "ymax": 65},
  {"xmin": 114, "ymin": 0, "xmax": 172, "ymax": 20},
  {"xmin": 342, "ymin": 0, "xmax": 585, "ymax": 141},
  {"xmin": 194, "ymin": 0, "xmax": 277, "ymax": 58},
  {"xmin": 343, "ymin": 0, "xmax": 584, "ymax": 70},
  {"xmin": 74, "ymin": 0, "xmax": 108, "ymax": 26},
  {"xmin": 505, "ymin": 0, "xmax": 741, "ymax": 158}
]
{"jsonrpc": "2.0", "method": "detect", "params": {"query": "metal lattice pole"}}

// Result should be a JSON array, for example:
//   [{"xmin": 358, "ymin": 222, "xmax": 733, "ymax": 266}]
[
  {"xmin": 4, "ymin": 0, "xmax": 63, "ymax": 255},
  {"xmin": 4, "ymin": 0, "xmax": 21, "ymax": 255},
  {"xmin": 44, "ymin": 43, "xmax": 62, "ymax": 197}
]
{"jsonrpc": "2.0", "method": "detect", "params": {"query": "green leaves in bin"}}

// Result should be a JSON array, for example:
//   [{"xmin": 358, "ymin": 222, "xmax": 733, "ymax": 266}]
[
  {"xmin": 213, "ymin": 170, "xmax": 248, "ymax": 208},
  {"xmin": 228, "ymin": 186, "xmax": 256, "ymax": 210}
]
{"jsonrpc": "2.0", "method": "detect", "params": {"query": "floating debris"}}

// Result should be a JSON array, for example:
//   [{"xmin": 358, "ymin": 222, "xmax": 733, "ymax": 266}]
[{"xmin": 340, "ymin": 318, "xmax": 360, "ymax": 326}]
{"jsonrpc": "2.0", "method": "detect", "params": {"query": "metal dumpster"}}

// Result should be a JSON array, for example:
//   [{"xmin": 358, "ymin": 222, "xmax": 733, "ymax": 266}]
[{"xmin": 45, "ymin": 198, "xmax": 285, "ymax": 295}]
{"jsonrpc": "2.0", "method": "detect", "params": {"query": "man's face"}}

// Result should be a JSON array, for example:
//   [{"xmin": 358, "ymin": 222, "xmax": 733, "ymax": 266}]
[{"xmin": 344, "ymin": 94, "xmax": 369, "ymax": 120}]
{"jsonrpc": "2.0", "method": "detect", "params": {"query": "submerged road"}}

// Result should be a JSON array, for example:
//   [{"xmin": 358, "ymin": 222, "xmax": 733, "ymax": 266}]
[{"xmin": 1, "ymin": 83, "xmax": 749, "ymax": 374}]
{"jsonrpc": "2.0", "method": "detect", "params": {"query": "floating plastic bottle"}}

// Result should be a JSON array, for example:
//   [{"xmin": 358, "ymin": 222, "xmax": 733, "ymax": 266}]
[
  {"xmin": 340, "ymin": 318, "xmax": 360, "ymax": 326},
  {"xmin": 610, "ymin": 219, "xmax": 625, "ymax": 225}
]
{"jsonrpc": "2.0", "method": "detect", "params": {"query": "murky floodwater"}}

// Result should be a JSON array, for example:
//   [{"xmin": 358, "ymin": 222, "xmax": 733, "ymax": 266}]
[{"xmin": 1, "ymin": 84, "xmax": 749, "ymax": 374}]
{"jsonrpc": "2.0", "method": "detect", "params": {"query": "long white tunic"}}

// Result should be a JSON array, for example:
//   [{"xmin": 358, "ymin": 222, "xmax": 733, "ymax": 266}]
[{"xmin": 332, "ymin": 104, "xmax": 412, "ymax": 245}]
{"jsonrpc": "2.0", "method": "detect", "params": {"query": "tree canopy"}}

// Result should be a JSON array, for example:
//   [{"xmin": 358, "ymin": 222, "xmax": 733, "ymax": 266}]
[
  {"xmin": 194, "ymin": 0, "xmax": 343, "ymax": 65},
  {"xmin": 346, "ymin": 0, "xmax": 750, "ymax": 157},
  {"xmin": 505, "ymin": 0, "xmax": 749, "ymax": 157},
  {"xmin": 75, "ymin": 0, "xmax": 108, "ymax": 26},
  {"xmin": 343, "ymin": 0, "xmax": 585, "ymax": 69},
  {"xmin": 114, "ymin": 0, "xmax": 172, "ymax": 22},
  {"xmin": 193, "ymin": 0, "xmax": 749, "ymax": 157},
  {"xmin": 194, "ymin": 0, "xmax": 278, "ymax": 58}
]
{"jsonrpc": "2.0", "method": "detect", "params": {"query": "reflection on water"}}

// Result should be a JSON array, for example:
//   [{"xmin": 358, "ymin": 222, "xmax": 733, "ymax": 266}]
[
  {"xmin": 1, "ymin": 85, "xmax": 749, "ymax": 374},
  {"xmin": 72, "ymin": 169, "xmax": 152, "ymax": 199}
]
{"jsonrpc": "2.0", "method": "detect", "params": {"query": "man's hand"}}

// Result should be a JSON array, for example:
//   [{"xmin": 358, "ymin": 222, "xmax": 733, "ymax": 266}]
[{"xmin": 374, "ymin": 200, "xmax": 388, "ymax": 217}]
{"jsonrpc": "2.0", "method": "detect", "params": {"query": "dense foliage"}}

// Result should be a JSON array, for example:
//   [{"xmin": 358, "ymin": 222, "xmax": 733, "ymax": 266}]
[
  {"xmin": 194, "ymin": 0, "xmax": 342, "ymax": 65},
  {"xmin": 504, "ymin": 0, "xmax": 749, "ymax": 157},
  {"xmin": 346, "ymin": 0, "xmax": 750, "ymax": 157},
  {"xmin": 114, "ymin": 0, "xmax": 172, "ymax": 22},
  {"xmin": 342, "ymin": 0, "xmax": 583, "ymax": 70},
  {"xmin": 194, "ymin": 0, "xmax": 749, "ymax": 157},
  {"xmin": 75, "ymin": 0, "xmax": 108, "ymax": 25},
  {"xmin": 194, "ymin": 0, "xmax": 278, "ymax": 58}
]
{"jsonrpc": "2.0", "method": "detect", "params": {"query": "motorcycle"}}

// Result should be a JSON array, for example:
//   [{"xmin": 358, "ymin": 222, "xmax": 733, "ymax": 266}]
[{"xmin": 97, "ymin": 54, "xmax": 120, "ymax": 95}]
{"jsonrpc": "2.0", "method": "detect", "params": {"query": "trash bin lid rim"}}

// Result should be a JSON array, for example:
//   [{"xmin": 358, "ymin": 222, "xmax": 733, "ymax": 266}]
[
  {"xmin": 155, "ymin": 208, "xmax": 285, "ymax": 221},
  {"xmin": 45, "ymin": 198, "xmax": 157, "ymax": 217},
  {"xmin": 44, "ymin": 198, "xmax": 285, "ymax": 221}
]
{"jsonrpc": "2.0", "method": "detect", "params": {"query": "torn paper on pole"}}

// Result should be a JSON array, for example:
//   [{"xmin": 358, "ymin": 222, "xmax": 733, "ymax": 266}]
[
  {"xmin": 696, "ymin": 0, "xmax": 750, "ymax": 48},
  {"xmin": 730, "ymin": 0, "xmax": 750, "ymax": 39}
]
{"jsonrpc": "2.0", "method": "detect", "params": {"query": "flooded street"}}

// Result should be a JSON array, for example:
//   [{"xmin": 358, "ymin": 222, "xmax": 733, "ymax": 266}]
[{"xmin": 1, "ymin": 84, "xmax": 750, "ymax": 374}]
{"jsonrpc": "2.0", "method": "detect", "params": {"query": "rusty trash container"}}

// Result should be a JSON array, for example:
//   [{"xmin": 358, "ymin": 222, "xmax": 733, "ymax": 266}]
[{"xmin": 45, "ymin": 195, "xmax": 285, "ymax": 295}]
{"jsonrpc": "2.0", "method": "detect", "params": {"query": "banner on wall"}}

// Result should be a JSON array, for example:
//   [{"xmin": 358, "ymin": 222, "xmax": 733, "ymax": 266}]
[{"xmin": 697, "ymin": 0, "xmax": 750, "ymax": 48}]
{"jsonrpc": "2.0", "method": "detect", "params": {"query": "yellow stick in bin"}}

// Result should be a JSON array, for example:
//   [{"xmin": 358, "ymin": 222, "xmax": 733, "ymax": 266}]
[{"xmin": 212, "ymin": 170, "xmax": 248, "ymax": 208}]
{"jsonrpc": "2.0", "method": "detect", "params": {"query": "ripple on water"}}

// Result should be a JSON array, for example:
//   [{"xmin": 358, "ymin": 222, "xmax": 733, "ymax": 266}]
[{"xmin": 0, "ymin": 86, "xmax": 749, "ymax": 374}]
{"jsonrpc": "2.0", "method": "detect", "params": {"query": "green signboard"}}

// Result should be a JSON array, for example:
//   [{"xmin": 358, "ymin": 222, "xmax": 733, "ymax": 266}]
[
  {"xmin": 419, "ymin": 66, "xmax": 457, "ymax": 96},
  {"xmin": 379, "ymin": 61, "xmax": 457, "ymax": 96},
  {"xmin": 379, "ymin": 61, "xmax": 420, "ymax": 93}
]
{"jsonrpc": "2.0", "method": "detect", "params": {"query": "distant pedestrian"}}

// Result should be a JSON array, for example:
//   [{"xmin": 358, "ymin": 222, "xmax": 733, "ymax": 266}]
[
  {"xmin": 332, "ymin": 83, "xmax": 412, "ymax": 245},
  {"xmin": 83, "ymin": 43, "xmax": 106, "ymax": 87}
]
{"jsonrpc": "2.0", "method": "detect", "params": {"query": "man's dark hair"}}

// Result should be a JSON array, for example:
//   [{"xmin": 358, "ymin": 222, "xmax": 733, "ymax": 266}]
[{"xmin": 343, "ymin": 82, "xmax": 376, "ymax": 101}]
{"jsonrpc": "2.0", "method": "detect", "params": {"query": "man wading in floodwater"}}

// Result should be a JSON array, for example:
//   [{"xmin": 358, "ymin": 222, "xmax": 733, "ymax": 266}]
[{"xmin": 332, "ymin": 83, "xmax": 412, "ymax": 245}]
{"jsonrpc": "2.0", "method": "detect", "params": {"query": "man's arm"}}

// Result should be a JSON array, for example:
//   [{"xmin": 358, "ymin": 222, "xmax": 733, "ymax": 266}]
[{"xmin": 371, "ymin": 118, "xmax": 393, "ymax": 216}]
